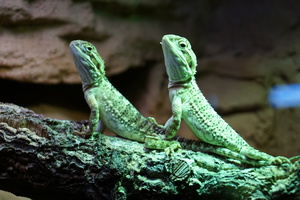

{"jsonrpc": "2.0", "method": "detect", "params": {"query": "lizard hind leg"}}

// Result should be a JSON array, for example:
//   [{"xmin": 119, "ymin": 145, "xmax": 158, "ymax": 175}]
[
  {"xmin": 208, "ymin": 145, "xmax": 270, "ymax": 166},
  {"xmin": 239, "ymin": 145, "xmax": 291, "ymax": 165}
]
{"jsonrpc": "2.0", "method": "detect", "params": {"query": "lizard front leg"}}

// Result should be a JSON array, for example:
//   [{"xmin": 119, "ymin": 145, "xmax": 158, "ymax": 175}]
[
  {"xmin": 89, "ymin": 119, "xmax": 106, "ymax": 140},
  {"xmin": 165, "ymin": 96, "xmax": 183, "ymax": 139},
  {"xmin": 85, "ymin": 92, "xmax": 102, "ymax": 137},
  {"xmin": 75, "ymin": 91, "xmax": 101, "ymax": 137}
]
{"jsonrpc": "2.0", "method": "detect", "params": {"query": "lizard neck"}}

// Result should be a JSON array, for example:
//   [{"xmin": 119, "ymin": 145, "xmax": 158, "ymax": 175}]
[
  {"xmin": 82, "ymin": 77, "xmax": 103, "ymax": 92},
  {"xmin": 168, "ymin": 76, "xmax": 194, "ymax": 89}
]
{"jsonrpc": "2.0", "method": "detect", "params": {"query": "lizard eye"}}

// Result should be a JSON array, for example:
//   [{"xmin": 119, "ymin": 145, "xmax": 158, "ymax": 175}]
[
  {"xmin": 179, "ymin": 41, "xmax": 187, "ymax": 48},
  {"xmin": 86, "ymin": 46, "xmax": 93, "ymax": 51}
]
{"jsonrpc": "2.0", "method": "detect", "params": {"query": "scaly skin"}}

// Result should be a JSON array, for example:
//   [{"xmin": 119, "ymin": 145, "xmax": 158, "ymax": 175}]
[
  {"xmin": 69, "ymin": 40, "xmax": 180, "ymax": 152},
  {"xmin": 69, "ymin": 39, "xmax": 283, "ymax": 166},
  {"xmin": 161, "ymin": 34, "xmax": 290, "ymax": 165}
]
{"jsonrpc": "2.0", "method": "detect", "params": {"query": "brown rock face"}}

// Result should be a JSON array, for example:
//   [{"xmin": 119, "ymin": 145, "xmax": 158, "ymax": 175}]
[{"xmin": 1, "ymin": 0, "xmax": 300, "ymax": 158}]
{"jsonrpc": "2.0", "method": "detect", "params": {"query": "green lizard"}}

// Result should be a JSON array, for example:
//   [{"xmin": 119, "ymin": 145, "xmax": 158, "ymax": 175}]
[
  {"xmin": 69, "ymin": 40, "xmax": 181, "ymax": 152},
  {"xmin": 69, "ymin": 39, "xmax": 282, "ymax": 166},
  {"xmin": 161, "ymin": 34, "xmax": 290, "ymax": 165}
]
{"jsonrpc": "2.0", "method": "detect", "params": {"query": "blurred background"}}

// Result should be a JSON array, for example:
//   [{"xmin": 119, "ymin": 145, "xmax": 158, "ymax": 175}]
[{"xmin": 1, "ymin": 0, "xmax": 300, "ymax": 158}]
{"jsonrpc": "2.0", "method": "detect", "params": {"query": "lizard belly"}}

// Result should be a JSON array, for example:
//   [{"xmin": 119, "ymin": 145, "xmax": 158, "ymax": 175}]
[
  {"xmin": 98, "ymin": 102, "xmax": 147, "ymax": 142},
  {"xmin": 181, "ymin": 87, "xmax": 244, "ymax": 149},
  {"xmin": 182, "ymin": 97, "xmax": 249, "ymax": 151},
  {"xmin": 96, "ymin": 83, "xmax": 150, "ymax": 142},
  {"xmin": 183, "ymin": 105, "xmax": 217, "ymax": 144},
  {"xmin": 100, "ymin": 109, "xmax": 131, "ymax": 135}
]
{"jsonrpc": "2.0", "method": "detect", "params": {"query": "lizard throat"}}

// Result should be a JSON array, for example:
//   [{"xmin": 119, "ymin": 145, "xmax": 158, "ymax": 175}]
[
  {"xmin": 82, "ymin": 80, "xmax": 101, "ymax": 92},
  {"xmin": 168, "ymin": 77, "xmax": 192, "ymax": 89}
]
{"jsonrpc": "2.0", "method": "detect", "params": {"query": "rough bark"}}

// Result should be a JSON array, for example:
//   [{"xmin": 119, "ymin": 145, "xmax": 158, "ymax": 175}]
[{"xmin": 0, "ymin": 102, "xmax": 299, "ymax": 200}]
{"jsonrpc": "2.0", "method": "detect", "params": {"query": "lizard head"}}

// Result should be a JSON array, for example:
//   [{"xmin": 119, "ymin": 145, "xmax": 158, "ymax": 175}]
[
  {"xmin": 69, "ymin": 40, "xmax": 105, "ymax": 88},
  {"xmin": 161, "ymin": 34, "xmax": 197, "ymax": 83}
]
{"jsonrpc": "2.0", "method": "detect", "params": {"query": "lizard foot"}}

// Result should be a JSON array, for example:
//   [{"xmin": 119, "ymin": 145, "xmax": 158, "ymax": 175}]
[
  {"xmin": 73, "ymin": 124, "xmax": 92, "ymax": 136},
  {"xmin": 271, "ymin": 156, "xmax": 291, "ymax": 165},
  {"xmin": 90, "ymin": 132, "xmax": 102, "ymax": 140},
  {"xmin": 74, "ymin": 127, "xmax": 102, "ymax": 141},
  {"xmin": 73, "ymin": 130, "xmax": 92, "ymax": 136},
  {"xmin": 144, "ymin": 136, "xmax": 181, "ymax": 156},
  {"xmin": 164, "ymin": 141, "xmax": 182, "ymax": 156}
]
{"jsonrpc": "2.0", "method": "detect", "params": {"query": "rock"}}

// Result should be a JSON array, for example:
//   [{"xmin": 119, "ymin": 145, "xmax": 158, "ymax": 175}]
[
  {"xmin": 224, "ymin": 109, "xmax": 275, "ymax": 151},
  {"xmin": 272, "ymin": 108, "xmax": 300, "ymax": 157},
  {"xmin": 200, "ymin": 0, "xmax": 300, "ymax": 79},
  {"xmin": 0, "ymin": 0, "xmax": 183, "ymax": 83},
  {"xmin": 196, "ymin": 74, "xmax": 267, "ymax": 113}
]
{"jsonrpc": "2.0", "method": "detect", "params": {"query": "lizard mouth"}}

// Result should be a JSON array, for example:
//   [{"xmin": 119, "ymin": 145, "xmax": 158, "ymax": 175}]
[
  {"xmin": 69, "ymin": 40, "xmax": 90, "ymax": 73},
  {"xmin": 69, "ymin": 40, "xmax": 86, "ymax": 65}
]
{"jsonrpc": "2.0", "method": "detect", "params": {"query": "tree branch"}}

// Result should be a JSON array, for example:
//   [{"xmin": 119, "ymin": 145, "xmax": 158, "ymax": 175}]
[{"xmin": 0, "ymin": 102, "xmax": 299, "ymax": 200}]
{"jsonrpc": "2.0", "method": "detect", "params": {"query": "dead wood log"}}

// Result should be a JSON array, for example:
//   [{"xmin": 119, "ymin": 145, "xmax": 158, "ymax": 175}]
[{"xmin": 0, "ymin": 102, "xmax": 299, "ymax": 200}]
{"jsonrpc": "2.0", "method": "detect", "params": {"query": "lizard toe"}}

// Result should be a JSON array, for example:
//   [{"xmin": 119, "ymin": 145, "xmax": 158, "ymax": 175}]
[
  {"xmin": 271, "ymin": 156, "xmax": 291, "ymax": 165},
  {"xmin": 164, "ymin": 141, "xmax": 182, "ymax": 156}
]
